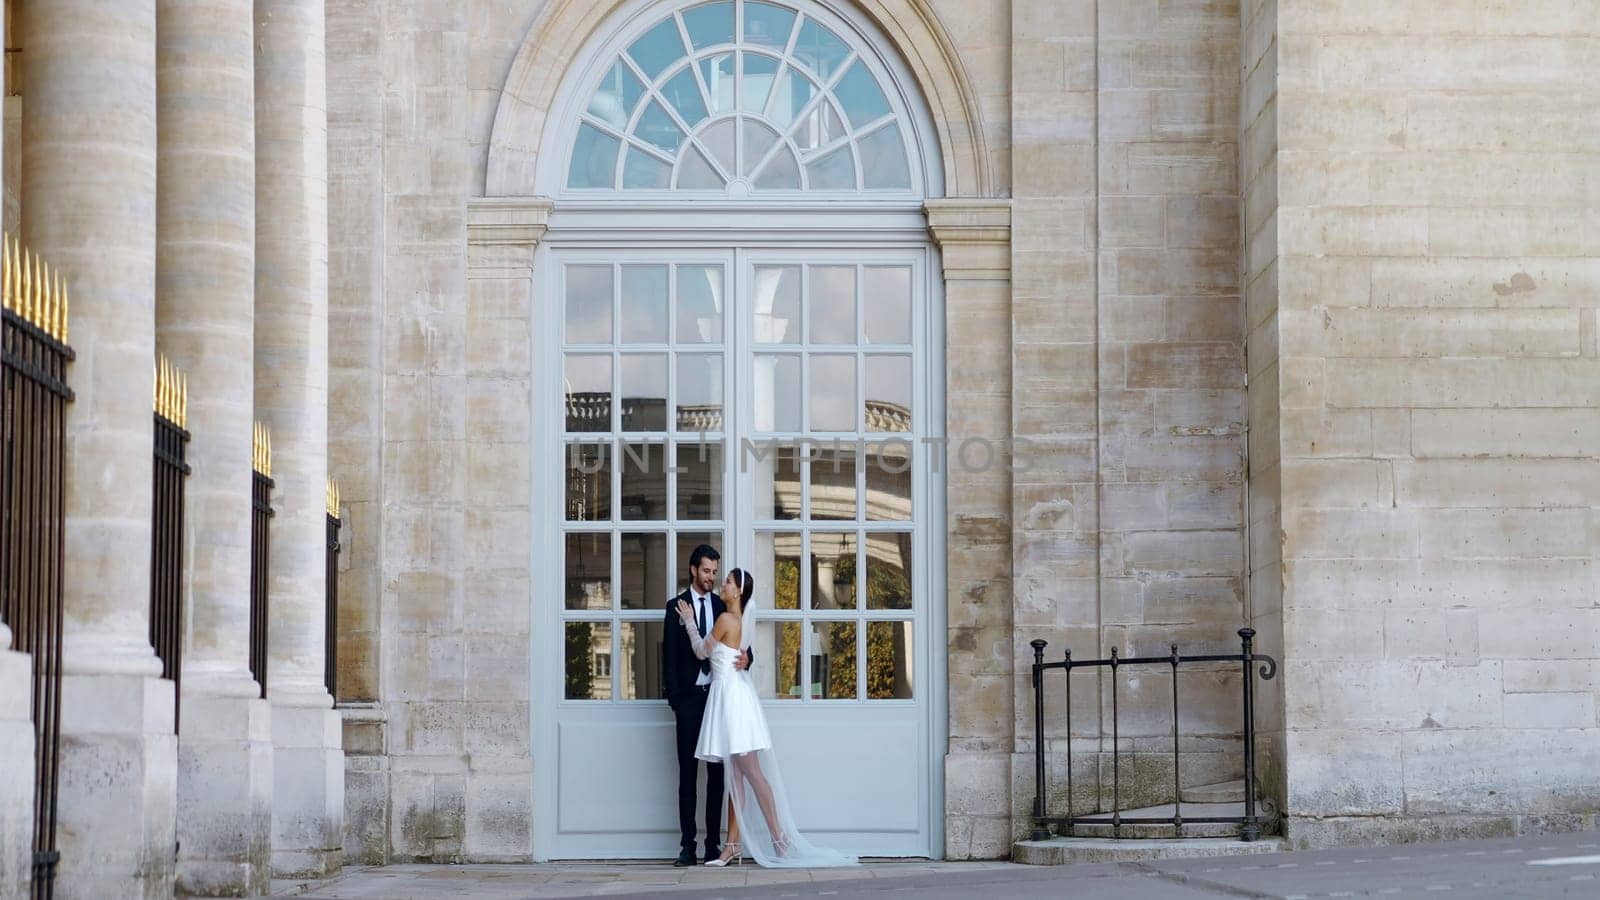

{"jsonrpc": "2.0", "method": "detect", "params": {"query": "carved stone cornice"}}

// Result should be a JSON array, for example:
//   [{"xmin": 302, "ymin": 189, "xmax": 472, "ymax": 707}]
[{"xmin": 924, "ymin": 198, "xmax": 1012, "ymax": 281}]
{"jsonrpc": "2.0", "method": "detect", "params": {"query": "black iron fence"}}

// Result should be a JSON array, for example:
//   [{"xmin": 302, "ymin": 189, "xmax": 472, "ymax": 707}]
[
  {"xmin": 0, "ymin": 236, "xmax": 72, "ymax": 899},
  {"xmin": 1029, "ymin": 627, "xmax": 1278, "ymax": 842},
  {"xmin": 249, "ymin": 424, "xmax": 272, "ymax": 698},
  {"xmin": 150, "ymin": 359, "xmax": 189, "ymax": 729},
  {"xmin": 324, "ymin": 478, "xmax": 340, "ymax": 698}
]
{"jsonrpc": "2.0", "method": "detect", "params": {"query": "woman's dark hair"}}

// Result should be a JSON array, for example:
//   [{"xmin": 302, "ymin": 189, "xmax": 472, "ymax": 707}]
[{"xmin": 728, "ymin": 568, "xmax": 755, "ymax": 605}]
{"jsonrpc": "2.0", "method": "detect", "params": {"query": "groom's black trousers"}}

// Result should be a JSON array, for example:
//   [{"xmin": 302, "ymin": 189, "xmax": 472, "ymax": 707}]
[{"xmin": 673, "ymin": 687, "xmax": 724, "ymax": 854}]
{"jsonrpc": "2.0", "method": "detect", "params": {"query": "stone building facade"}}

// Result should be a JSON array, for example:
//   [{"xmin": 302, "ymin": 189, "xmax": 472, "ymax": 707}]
[{"xmin": 0, "ymin": 0, "xmax": 1596, "ymax": 896}]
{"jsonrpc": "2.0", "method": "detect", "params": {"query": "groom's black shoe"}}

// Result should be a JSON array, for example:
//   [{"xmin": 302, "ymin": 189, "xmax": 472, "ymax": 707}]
[{"xmin": 674, "ymin": 849, "xmax": 697, "ymax": 867}]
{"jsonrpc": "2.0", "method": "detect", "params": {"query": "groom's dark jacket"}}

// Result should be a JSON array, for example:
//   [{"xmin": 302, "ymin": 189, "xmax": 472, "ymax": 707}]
[{"xmin": 661, "ymin": 588, "xmax": 752, "ymax": 710}]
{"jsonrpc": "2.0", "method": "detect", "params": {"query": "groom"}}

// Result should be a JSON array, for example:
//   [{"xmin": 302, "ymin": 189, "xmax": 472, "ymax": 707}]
[{"xmin": 662, "ymin": 544, "xmax": 750, "ymax": 866}]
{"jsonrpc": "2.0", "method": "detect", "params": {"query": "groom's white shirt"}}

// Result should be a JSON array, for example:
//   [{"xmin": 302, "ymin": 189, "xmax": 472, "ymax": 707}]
[{"xmin": 691, "ymin": 588, "xmax": 712, "ymax": 686}]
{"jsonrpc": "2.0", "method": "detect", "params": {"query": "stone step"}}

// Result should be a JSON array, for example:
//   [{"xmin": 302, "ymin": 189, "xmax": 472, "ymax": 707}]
[
  {"xmin": 1066, "ymin": 799, "xmax": 1278, "ymax": 839},
  {"xmin": 1181, "ymin": 778, "xmax": 1249, "ymax": 804},
  {"xmin": 1014, "ymin": 835, "xmax": 1289, "ymax": 866}
]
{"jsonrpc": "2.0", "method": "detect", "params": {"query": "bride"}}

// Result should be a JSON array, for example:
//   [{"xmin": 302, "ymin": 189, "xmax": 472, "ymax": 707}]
[{"xmin": 674, "ymin": 568, "xmax": 858, "ymax": 868}]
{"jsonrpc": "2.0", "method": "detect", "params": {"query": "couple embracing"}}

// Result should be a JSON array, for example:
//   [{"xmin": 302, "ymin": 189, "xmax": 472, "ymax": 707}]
[{"xmin": 662, "ymin": 545, "xmax": 856, "ymax": 869}]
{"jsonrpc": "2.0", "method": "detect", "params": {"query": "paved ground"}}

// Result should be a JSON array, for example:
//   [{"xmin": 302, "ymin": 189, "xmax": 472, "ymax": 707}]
[{"xmin": 271, "ymin": 831, "xmax": 1600, "ymax": 899}]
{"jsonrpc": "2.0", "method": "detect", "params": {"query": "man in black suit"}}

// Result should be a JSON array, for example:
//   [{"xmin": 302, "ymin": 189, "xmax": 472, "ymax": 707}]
[{"xmin": 662, "ymin": 544, "xmax": 750, "ymax": 866}]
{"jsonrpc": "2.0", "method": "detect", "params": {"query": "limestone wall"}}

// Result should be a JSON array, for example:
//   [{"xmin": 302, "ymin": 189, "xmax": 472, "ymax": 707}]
[{"xmin": 1271, "ymin": 0, "xmax": 1600, "ymax": 846}]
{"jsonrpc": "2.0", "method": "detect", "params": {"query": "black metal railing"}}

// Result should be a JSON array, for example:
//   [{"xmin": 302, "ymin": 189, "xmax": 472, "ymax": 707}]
[
  {"xmin": 324, "ymin": 478, "xmax": 340, "ymax": 698},
  {"xmin": 1029, "ymin": 627, "xmax": 1278, "ymax": 843},
  {"xmin": 150, "ymin": 359, "xmax": 189, "ymax": 729},
  {"xmin": 249, "ymin": 424, "xmax": 272, "ymax": 698},
  {"xmin": 0, "ymin": 236, "xmax": 72, "ymax": 900}
]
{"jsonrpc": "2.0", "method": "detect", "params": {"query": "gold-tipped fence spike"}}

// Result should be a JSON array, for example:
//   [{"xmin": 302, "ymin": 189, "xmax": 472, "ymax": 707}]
[
  {"xmin": 2, "ymin": 233, "xmax": 11, "ymax": 312},
  {"xmin": 61, "ymin": 282, "xmax": 69, "ymax": 343},
  {"xmin": 180, "ymin": 372, "xmax": 188, "ymax": 429},
  {"xmin": 21, "ymin": 247, "xmax": 31, "ymax": 322},
  {"xmin": 253, "ymin": 423, "xmax": 273, "ymax": 477},
  {"xmin": 326, "ymin": 477, "xmax": 340, "ymax": 518},
  {"xmin": 30, "ymin": 251, "xmax": 41, "ymax": 325}
]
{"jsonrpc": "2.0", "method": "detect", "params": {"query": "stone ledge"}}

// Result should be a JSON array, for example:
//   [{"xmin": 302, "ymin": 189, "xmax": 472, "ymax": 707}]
[{"xmin": 1014, "ymin": 835, "xmax": 1288, "ymax": 865}]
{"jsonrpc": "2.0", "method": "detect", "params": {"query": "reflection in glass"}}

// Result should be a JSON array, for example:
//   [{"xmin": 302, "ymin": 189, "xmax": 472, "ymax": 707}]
[
  {"xmin": 676, "ymin": 442, "xmax": 724, "ymax": 520},
  {"xmin": 619, "ymin": 620, "xmax": 667, "ymax": 700},
  {"xmin": 662, "ymin": 68, "xmax": 709, "ymax": 128},
  {"xmin": 565, "ymin": 443, "xmax": 611, "ymax": 521},
  {"xmin": 859, "ymin": 125, "xmax": 912, "ymax": 190},
  {"xmin": 565, "ymin": 265, "xmax": 613, "ymax": 343},
  {"xmin": 700, "ymin": 55, "xmax": 737, "ymax": 115},
  {"xmin": 620, "ymin": 532, "xmax": 669, "ymax": 609},
  {"xmin": 792, "ymin": 18, "xmax": 851, "ymax": 80},
  {"xmin": 620, "ymin": 354, "xmax": 668, "ymax": 431},
  {"xmin": 768, "ymin": 68, "xmax": 818, "ymax": 130},
  {"xmin": 810, "ymin": 531, "xmax": 857, "ymax": 610},
  {"xmin": 795, "ymin": 102, "xmax": 846, "ymax": 154},
  {"xmin": 564, "ymin": 533, "xmax": 611, "ymax": 609},
  {"xmin": 751, "ymin": 621, "xmax": 803, "ymax": 699},
  {"xmin": 587, "ymin": 63, "xmax": 643, "ymax": 130},
  {"xmin": 743, "ymin": 1, "xmax": 797, "ymax": 49},
  {"xmin": 751, "ymin": 442, "xmax": 801, "ymax": 520},
  {"xmin": 623, "ymin": 147, "xmax": 672, "ymax": 188},
  {"xmin": 676, "ymin": 531, "xmax": 725, "ymax": 591},
  {"xmin": 752, "ymin": 266, "xmax": 799, "ymax": 344},
  {"xmin": 809, "ymin": 354, "xmax": 856, "ymax": 432},
  {"xmin": 866, "ymin": 621, "xmax": 913, "ymax": 699},
  {"xmin": 677, "ymin": 266, "xmax": 723, "ymax": 344},
  {"xmin": 863, "ymin": 267, "xmax": 911, "ymax": 344},
  {"xmin": 565, "ymin": 621, "xmax": 613, "ymax": 700},
  {"xmin": 741, "ymin": 52, "xmax": 780, "ymax": 113},
  {"xmin": 679, "ymin": 147, "xmax": 723, "ymax": 189},
  {"xmin": 742, "ymin": 118, "xmax": 779, "ymax": 173},
  {"xmin": 683, "ymin": 0, "xmax": 734, "ymax": 49},
  {"xmin": 565, "ymin": 354, "xmax": 611, "ymax": 432},
  {"xmin": 835, "ymin": 59, "xmax": 891, "ymax": 127},
  {"xmin": 754, "ymin": 145, "xmax": 801, "ymax": 190},
  {"xmin": 864, "ymin": 355, "xmax": 912, "ymax": 432},
  {"xmin": 809, "ymin": 444, "xmax": 857, "ymax": 521},
  {"xmin": 865, "ymin": 533, "xmax": 912, "ymax": 610},
  {"xmin": 627, "ymin": 18, "xmax": 687, "ymax": 79},
  {"xmin": 753, "ymin": 531, "xmax": 802, "ymax": 610},
  {"xmin": 864, "ymin": 441, "xmax": 912, "ymax": 521},
  {"xmin": 569, "ymin": 124, "xmax": 622, "ymax": 189},
  {"xmin": 753, "ymin": 355, "xmax": 800, "ymax": 433},
  {"xmin": 637, "ymin": 100, "xmax": 686, "ymax": 154},
  {"xmin": 620, "ymin": 266, "xmax": 669, "ymax": 343},
  {"xmin": 675, "ymin": 353, "xmax": 724, "ymax": 431},
  {"xmin": 810, "ymin": 621, "xmax": 857, "ymax": 699},
  {"xmin": 620, "ymin": 442, "xmax": 667, "ymax": 520},
  {"xmin": 701, "ymin": 116, "xmax": 737, "ymax": 170},
  {"xmin": 806, "ymin": 145, "xmax": 855, "ymax": 190},
  {"xmin": 808, "ymin": 266, "xmax": 855, "ymax": 344}
]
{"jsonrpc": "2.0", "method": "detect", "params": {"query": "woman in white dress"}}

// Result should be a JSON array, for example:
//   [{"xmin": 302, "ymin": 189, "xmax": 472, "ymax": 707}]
[{"xmin": 674, "ymin": 568, "xmax": 858, "ymax": 869}]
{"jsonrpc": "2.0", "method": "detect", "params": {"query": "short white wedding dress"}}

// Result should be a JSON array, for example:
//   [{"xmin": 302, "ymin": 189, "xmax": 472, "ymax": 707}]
[{"xmin": 682, "ymin": 609, "xmax": 857, "ymax": 868}]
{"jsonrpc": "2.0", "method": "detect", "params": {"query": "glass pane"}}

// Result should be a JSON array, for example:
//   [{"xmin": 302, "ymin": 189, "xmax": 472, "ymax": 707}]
[
  {"xmin": 810, "ymin": 531, "xmax": 857, "ymax": 609},
  {"xmin": 588, "ymin": 62, "xmax": 644, "ymax": 130},
  {"xmin": 623, "ymin": 147, "xmax": 672, "ymax": 188},
  {"xmin": 620, "ymin": 265, "xmax": 669, "ymax": 344},
  {"xmin": 564, "ymin": 354, "xmax": 611, "ymax": 432},
  {"xmin": 864, "ymin": 355, "xmax": 912, "ymax": 432},
  {"xmin": 809, "ymin": 354, "xmax": 856, "ymax": 432},
  {"xmin": 742, "ymin": 119, "xmax": 780, "ymax": 175},
  {"xmin": 835, "ymin": 59, "xmax": 891, "ymax": 128},
  {"xmin": 628, "ymin": 18, "xmax": 687, "ymax": 80},
  {"xmin": 768, "ymin": 68, "xmax": 818, "ymax": 130},
  {"xmin": 677, "ymin": 145, "xmax": 723, "ymax": 189},
  {"xmin": 752, "ymin": 265, "xmax": 800, "ymax": 344},
  {"xmin": 741, "ymin": 52, "xmax": 780, "ymax": 113},
  {"xmin": 702, "ymin": 117, "xmax": 737, "ymax": 171},
  {"xmin": 808, "ymin": 266, "xmax": 855, "ymax": 344},
  {"xmin": 635, "ymin": 100, "xmax": 685, "ymax": 154},
  {"xmin": 700, "ymin": 55, "xmax": 736, "ymax": 114},
  {"xmin": 620, "ymin": 531, "xmax": 669, "ymax": 609},
  {"xmin": 682, "ymin": 1, "xmax": 734, "ymax": 49},
  {"xmin": 752, "ymin": 354, "xmax": 801, "ymax": 432},
  {"xmin": 753, "ymin": 145, "xmax": 801, "ymax": 190},
  {"xmin": 809, "ymin": 620, "xmax": 857, "ymax": 699},
  {"xmin": 859, "ymin": 125, "xmax": 911, "ymax": 190},
  {"xmin": 753, "ymin": 531, "xmax": 802, "ymax": 610},
  {"xmin": 564, "ymin": 532, "xmax": 612, "ymax": 609},
  {"xmin": 564, "ymin": 265, "xmax": 613, "ymax": 343},
  {"xmin": 751, "ymin": 441, "xmax": 801, "ymax": 521},
  {"xmin": 866, "ymin": 621, "xmax": 913, "ymax": 699},
  {"xmin": 863, "ymin": 267, "xmax": 911, "ymax": 344},
  {"xmin": 795, "ymin": 102, "xmax": 846, "ymax": 154},
  {"xmin": 806, "ymin": 144, "xmax": 855, "ymax": 190},
  {"xmin": 565, "ymin": 622, "xmax": 612, "ymax": 700},
  {"xmin": 743, "ymin": 2, "xmax": 796, "ymax": 48},
  {"xmin": 792, "ymin": 18, "xmax": 851, "ymax": 80},
  {"xmin": 677, "ymin": 266, "xmax": 723, "ymax": 345},
  {"xmin": 676, "ymin": 442, "xmax": 723, "ymax": 520},
  {"xmin": 620, "ymin": 442, "xmax": 668, "ymax": 520},
  {"xmin": 569, "ymin": 124, "xmax": 622, "ymax": 189},
  {"xmin": 810, "ymin": 444, "xmax": 857, "ymax": 521},
  {"xmin": 565, "ymin": 443, "xmax": 611, "ymax": 521},
  {"xmin": 676, "ymin": 531, "xmax": 725, "ymax": 594},
  {"xmin": 620, "ymin": 354, "xmax": 668, "ymax": 431},
  {"xmin": 676, "ymin": 353, "xmax": 724, "ymax": 431},
  {"xmin": 864, "ymin": 440, "xmax": 912, "ymax": 521},
  {"xmin": 662, "ymin": 67, "xmax": 709, "ymax": 129},
  {"xmin": 865, "ymin": 532, "xmax": 912, "ymax": 610},
  {"xmin": 751, "ymin": 621, "xmax": 803, "ymax": 699},
  {"xmin": 619, "ymin": 620, "xmax": 668, "ymax": 700}
]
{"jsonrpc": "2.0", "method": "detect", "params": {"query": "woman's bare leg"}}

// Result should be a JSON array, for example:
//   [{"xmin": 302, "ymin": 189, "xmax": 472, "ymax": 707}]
[
  {"xmin": 726, "ymin": 796, "xmax": 739, "ymax": 844},
  {"xmin": 732, "ymin": 754, "xmax": 782, "ymax": 842}
]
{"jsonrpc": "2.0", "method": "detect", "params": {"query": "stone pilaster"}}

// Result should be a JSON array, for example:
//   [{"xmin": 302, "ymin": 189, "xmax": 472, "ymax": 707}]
[
  {"xmin": 155, "ymin": 0, "xmax": 273, "ymax": 893},
  {"xmin": 926, "ymin": 198, "xmax": 1014, "ymax": 859},
  {"xmin": 21, "ymin": 2, "xmax": 177, "ymax": 897},
  {"xmin": 254, "ymin": 0, "xmax": 342, "ymax": 878}
]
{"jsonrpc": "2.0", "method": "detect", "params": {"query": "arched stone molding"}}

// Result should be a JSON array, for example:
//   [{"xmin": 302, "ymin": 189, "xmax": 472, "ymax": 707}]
[{"xmin": 485, "ymin": 0, "xmax": 993, "ymax": 199}]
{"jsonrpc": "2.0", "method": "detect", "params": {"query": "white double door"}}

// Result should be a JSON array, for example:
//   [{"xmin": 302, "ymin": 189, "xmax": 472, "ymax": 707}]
[{"xmin": 535, "ymin": 243, "xmax": 941, "ymax": 860}]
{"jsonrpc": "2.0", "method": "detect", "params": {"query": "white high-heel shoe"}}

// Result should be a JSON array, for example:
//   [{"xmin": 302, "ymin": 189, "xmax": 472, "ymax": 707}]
[{"xmin": 705, "ymin": 841, "xmax": 742, "ymax": 867}]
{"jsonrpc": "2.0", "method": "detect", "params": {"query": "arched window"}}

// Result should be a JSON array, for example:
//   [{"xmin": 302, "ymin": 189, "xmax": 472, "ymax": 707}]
[{"xmin": 564, "ymin": 0, "xmax": 921, "ymax": 195}]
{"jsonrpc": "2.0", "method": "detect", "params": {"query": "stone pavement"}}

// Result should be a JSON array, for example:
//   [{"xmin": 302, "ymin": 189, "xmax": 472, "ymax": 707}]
[{"xmin": 270, "ymin": 832, "xmax": 1600, "ymax": 899}]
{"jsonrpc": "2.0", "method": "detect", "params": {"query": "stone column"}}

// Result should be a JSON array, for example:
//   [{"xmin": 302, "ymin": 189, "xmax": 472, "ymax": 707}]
[
  {"xmin": 21, "ymin": 3, "xmax": 178, "ymax": 897},
  {"xmin": 155, "ymin": 0, "xmax": 274, "ymax": 893},
  {"xmin": 255, "ymin": 0, "xmax": 342, "ymax": 878}
]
